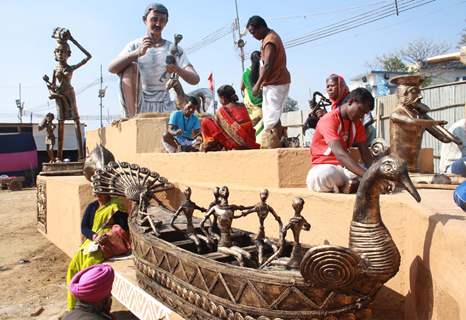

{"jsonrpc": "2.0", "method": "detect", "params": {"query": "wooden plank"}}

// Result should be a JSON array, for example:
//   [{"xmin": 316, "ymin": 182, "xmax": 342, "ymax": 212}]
[{"xmin": 414, "ymin": 183, "xmax": 457, "ymax": 190}]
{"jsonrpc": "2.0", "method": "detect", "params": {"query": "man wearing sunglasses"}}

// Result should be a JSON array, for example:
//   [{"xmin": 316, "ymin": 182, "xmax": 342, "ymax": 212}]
[{"xmin": 109, "ymin": 3, "xmax": 200, "ymax": 117}]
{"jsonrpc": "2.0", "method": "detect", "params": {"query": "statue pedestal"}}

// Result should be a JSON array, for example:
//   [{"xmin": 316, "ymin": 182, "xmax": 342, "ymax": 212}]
[
  {"xmin": 87, "ymin": 116, "xmax": 169, "ymax": 156},
  {"xmin": 40, "ymin": 161, "xmax": 83, "ymax": 176}
]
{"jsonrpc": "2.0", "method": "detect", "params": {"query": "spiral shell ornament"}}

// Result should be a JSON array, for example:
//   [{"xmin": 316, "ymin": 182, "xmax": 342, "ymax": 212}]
[{"xmin": 300, "ymin": 245, "xmax": 364, "ymax": 289}]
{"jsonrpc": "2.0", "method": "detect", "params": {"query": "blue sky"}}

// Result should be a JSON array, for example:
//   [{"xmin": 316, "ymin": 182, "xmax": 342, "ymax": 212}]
[{"xmin": 0, "ymin": 0, "xmax": 464, "ymax": 129}]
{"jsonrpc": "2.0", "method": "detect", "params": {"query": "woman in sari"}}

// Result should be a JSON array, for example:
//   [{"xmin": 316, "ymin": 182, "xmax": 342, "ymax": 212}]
[
  {"xmin": 66, "ymin": 193, "xmax": 128, "ymax": 310},
  {"xmin": 201, "ymin": 85, "xmax": 260, "ymax": 151},
  {"xmin": 240, "ymin": 51, "xmax": 263, "ymax": 141},
  {"xmin": 327, "ymin": 74, "xmax": 376, "ymax": 143},
  {"xmin": 304, "ymin": 74, "xmax": 376, "ymax": 144}
]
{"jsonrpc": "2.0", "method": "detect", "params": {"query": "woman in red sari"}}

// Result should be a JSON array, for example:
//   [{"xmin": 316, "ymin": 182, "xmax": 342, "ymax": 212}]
[
  {"xmin": 326, "ymin": 74, "xmax": 350, "ymax": 110},
  {"xmin": 201, "ymin": 85, "xmax": 260, "ymax": 151}
]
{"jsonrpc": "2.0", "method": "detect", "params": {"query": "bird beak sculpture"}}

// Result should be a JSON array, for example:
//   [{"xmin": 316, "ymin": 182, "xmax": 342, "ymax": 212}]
[{"xmin": 399, "ymin": 170, "xmax": 421, "ymax": 203}]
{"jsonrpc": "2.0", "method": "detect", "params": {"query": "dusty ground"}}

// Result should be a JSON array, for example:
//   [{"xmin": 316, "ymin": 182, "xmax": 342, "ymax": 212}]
[{"xmin": 0, "ymin": 189, "xmax": 137, "ymax": 320}]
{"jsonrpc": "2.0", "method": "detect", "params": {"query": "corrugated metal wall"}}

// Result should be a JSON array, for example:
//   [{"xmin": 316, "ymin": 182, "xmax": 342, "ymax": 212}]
[{"xmin": 376, "ymin": 81, "xmax": 466, "ymax": 172}]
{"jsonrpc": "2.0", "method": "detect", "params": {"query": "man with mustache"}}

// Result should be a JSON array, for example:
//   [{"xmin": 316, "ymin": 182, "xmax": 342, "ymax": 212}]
[
  {"xmin": 109, "ymin": 3, "xmax": 200, "ymax": 117},
  {"xmin": 389, "ymin": 74, "xmax": 461, "ymax": 172}
]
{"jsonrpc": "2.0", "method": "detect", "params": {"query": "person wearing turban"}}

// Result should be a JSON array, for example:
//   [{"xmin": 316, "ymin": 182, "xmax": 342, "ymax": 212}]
[{"xmin": 64, "ymin": 264, "xmax": 115, "ymax": 320}]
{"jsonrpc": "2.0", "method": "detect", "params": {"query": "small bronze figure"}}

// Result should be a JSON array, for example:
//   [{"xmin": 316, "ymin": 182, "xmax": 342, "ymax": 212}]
[
  {"xmin": 171, "ymin": 187, "xmax": 210, "ymax": 253},
  {"xmin": 281, "ymin": 197, "xmax": 311, "ymax": 269},
  {"xmin": 389, "ymin": 74, "xmax": 461, "ymax": 172},
  {"xmin": 200, "ymin": 186, "xmax": 250, "ymax": 266},
  {"xmin": 38, "ymin": 113, "xmax": 56, "ymax": 162},
  {"xmin": 241, "ymin": 189, "xmax": 283, "ymax": 265},
  {"xmin": 43, "ymin": 27, "xmax": 91, "ymax": 161},
  {"xmin": 206, "ymin": 186, "xmax": 221, "ymax": 239},
  {"xmin": 160, "ymin": 33, "xmax": 183, "ymax": 84}
]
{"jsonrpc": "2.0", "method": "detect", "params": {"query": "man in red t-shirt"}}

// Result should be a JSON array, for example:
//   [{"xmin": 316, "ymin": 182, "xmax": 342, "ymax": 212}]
[{"xmin": 307, "ymin": 88, "xmax": 375, "ymax": 193}]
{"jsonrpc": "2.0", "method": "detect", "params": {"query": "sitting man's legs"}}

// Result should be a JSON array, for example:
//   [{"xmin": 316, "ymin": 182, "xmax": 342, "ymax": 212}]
[
  {"xmin": 306, "ymin": 164, "xmax": 356, "ymax": 193},
  {"xmin": 162, "ymin": 132, "xmax": 179, "ymax": 153}
]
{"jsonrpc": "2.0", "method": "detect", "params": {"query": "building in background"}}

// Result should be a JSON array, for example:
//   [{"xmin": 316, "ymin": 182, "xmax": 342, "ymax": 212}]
[{"xmin": 348, "ymin": 71, "xmax": 409, "ymax": 97}]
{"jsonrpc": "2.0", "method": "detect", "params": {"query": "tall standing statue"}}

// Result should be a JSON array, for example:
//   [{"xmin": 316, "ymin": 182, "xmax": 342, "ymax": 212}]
[
  {"xmin": 389, "ymin": 74, "xmax": 461, "ymax": 172},
  {"xmin": 43, "ymin": 27, "xmax": 92, "ymax": 161}
]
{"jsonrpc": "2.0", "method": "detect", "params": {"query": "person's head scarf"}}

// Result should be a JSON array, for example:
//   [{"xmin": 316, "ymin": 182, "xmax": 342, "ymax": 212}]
[
  {"xmin": 326, "ymin": 74, "xmax": 349, "ymax": 109},
  {"xmin": 69, "ymin": 264, "xmax": 115, "ymax": 303}
]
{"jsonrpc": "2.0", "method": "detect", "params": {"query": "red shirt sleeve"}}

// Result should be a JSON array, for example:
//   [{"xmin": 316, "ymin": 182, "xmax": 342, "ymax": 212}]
[
  {"xmin": 317, "ymin": 113, "xmax": 341, "ymax": 145},
  {"xmin": 354, "ymin": 119, "xmax": 367, "ymax": 144}
]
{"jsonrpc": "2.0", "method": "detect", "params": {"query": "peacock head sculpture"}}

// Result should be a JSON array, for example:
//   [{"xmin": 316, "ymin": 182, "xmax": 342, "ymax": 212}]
[
  {"xmin": 301, "ymin": 155, "xmax": 421, "ymax": 298},
  {"xmin": 368, "ymin": 155, "xmax": 421, "ymax": 202}
]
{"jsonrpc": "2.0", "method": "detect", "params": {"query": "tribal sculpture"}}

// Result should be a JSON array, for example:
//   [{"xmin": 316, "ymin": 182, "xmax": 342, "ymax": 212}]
[
  {"xmin": 91, "ymin": 155, "xmax": 420, "ymax": 319},
  {"xmin": 241, "ymin": 189, "xmax": 283, "ymax": 265},
  {"xmin": 389, "ymin": 74, "xmax": 461, "ymax": 172},
  {"xmin": 43, "ymin": 27, "xmax": 91, "ymax": 161},
  {"xmin": 301, "ymin": 155, "xmax": 420, "ymax": 298},
  {"xmin": 83, "ymin": 145, "xmax": 115, "ymax": 181},
  {"xmin": 171, "ymin": 187, "xmax": 210, "ymax": 253},
  {"xmin": 200, "ymin": 186, "xmax": 253, "ymax": 266}
]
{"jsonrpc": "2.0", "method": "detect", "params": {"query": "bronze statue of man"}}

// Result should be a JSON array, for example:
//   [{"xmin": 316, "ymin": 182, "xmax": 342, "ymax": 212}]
[
  {"xmin": 389, "ymin": 74, "xmax": 461, "ymax": 172},
  {"xmin": 170, "ymin": 187, "xmax": 210, "ymax": 253},
  {"xmin": 43, "ymin": 27, "xmax": 91, "ymax": 161},
  {"xmin": 200, "ymin": 186, "xmax": 251, "ymax": 266},
  {"xmin": 241, "ymin": 189, "xmax": 283, "ymax": 265},
  {"xmin": 38, "ymin": 112, "xmax": 56, "ymax": 162},
  {"xmin": 281, "ymin": 197, "xmax": 311, "ymax": 270}
]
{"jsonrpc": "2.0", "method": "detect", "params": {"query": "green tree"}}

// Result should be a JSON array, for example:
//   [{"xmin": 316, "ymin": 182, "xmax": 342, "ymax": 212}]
[
  {"xmin": 283, "ymin": 97, "xmax": 299, "ymax": 113},
  {"xmin": 369, "ymin": 38, "xmax": 450, "ymax": 71},
  {"xmin": 376, "ymin": 54, "xmax": 408, "ymax": 72}
]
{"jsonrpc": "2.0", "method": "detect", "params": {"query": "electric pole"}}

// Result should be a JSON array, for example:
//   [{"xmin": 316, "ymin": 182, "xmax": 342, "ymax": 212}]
[
  {"xmin": 15, "ymin": 83, "xmax": 24, "ymax": 123},
  {"xmin": 98, "ymin": 65, "xmax": 107, "ymax": 128},
  {"xmin": 234, "ymin": 0, "xmax": 245, "ymax": 72}
]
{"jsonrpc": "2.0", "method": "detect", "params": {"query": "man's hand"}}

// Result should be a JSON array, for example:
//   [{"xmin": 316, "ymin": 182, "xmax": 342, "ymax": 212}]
[
  {"xmin": 166, "ymin": 63, "xmax": 179, "ymax": 74},
  {"xmin": 315, "ymin": 109, "xmax": 325, "ymax": 118},
  {"xmin": 175, "ymin": 129, "xmax": 183, "ymax": 136},
  {"xmin": 139, "ymin": 36, "xmax": 153, "ymax": 57},
  {"xmin": 252, "ymin": 84, "xmax": 261, "ymax": 97}
]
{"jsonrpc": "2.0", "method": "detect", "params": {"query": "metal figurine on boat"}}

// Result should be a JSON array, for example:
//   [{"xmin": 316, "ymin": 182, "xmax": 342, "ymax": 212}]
[
  {"xmin": 91, "ymin": 155, "xmax": 421, "ymax": 320},
  {"xmin": 241, "ymin": 189, "xmax": 283, "ymax": 265},
  {"xmin": 171, "ymin": 187, "xmax": 210, "ymax": 253},
  {"xmin": 389, "ymin": 74, "xmax": 461, "ymax": 172},
  {"xmin": 200, "ymin": 186, "xmax": 253, "ymax": 267}
]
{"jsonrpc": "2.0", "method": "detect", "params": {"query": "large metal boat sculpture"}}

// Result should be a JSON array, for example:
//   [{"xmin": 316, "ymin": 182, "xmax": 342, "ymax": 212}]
[{"xmin": 92, "ymin": 155, "xmax": 421, "ymax": 320}]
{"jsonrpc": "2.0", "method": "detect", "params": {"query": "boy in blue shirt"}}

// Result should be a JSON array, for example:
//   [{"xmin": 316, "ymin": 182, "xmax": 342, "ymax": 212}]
[{"xmin": 162, "ymin": 96, "xmax": 201, "ymax": 152}]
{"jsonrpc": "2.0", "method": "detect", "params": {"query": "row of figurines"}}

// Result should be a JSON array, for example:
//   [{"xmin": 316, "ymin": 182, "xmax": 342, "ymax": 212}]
[{"xmin": 164, "ymin": 186, "xmax": 310, "ymax": 269}]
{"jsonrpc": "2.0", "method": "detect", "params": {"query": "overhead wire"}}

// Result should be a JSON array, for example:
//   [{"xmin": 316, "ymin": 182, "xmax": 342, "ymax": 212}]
[
  {"xmin": 269, "ymin": 0, "xmax": 392, "ymax": 21},
  {"xmin": 284, "ymin": 0, "xmax": 435, "ymax": 49}
]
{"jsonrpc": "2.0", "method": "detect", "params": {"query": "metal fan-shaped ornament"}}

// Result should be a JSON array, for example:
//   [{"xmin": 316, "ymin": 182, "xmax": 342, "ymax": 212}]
[{"xmin": 91, "ymin": 161, "xmax": 173, "ymax": 211}]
